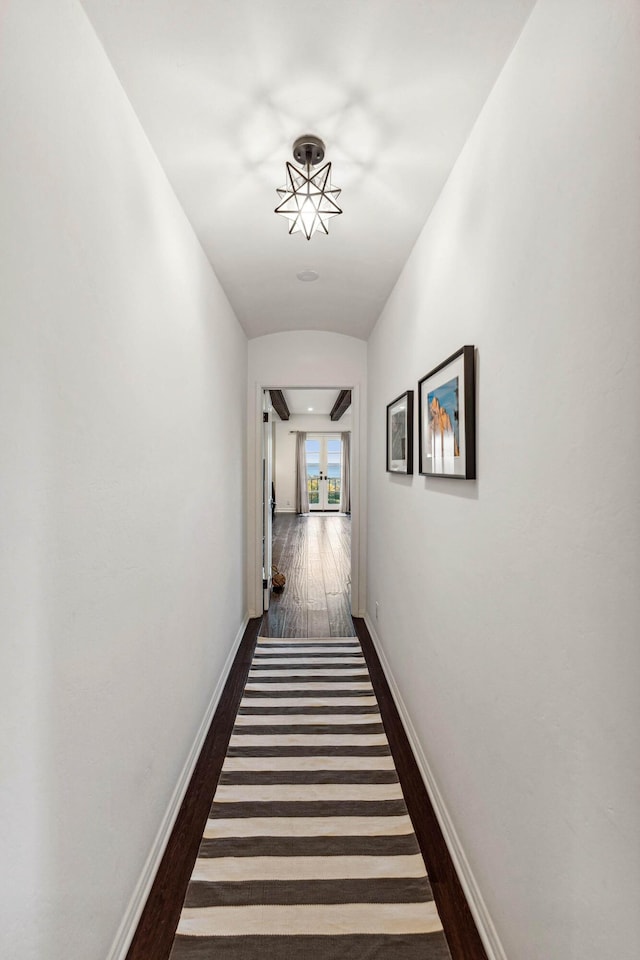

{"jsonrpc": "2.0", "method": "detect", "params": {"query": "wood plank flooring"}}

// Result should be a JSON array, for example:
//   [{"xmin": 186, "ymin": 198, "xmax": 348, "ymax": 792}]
[{"xmin": 262, "ymin": 514, "xmax": 354, "ymax": 638}]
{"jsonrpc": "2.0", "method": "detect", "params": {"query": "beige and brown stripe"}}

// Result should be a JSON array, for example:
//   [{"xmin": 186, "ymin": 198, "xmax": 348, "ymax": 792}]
[{"xmin": 169, "ymin": 637, "xmax": 451, "ymax": 959}]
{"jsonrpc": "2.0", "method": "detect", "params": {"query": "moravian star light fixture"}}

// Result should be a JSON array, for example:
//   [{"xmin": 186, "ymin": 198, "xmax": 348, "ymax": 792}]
[{"xmin": 275, "ymin": 135, "xmax": 342, "ymax": 240}]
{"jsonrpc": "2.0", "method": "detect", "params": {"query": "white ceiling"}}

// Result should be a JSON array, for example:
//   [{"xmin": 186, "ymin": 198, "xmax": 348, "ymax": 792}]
[
  {"xmin": 283, "ymin": 389, "xmax": 346, "ymax": 417},
  {"xmin": 81, "ymin": 0, "xmax": 535, "ymax": 341}
]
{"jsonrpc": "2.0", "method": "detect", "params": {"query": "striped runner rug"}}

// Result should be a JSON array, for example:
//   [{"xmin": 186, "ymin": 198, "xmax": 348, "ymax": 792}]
[{"xmin": 169, "ymin": 636, "xmax": 452, "ymax": 960}]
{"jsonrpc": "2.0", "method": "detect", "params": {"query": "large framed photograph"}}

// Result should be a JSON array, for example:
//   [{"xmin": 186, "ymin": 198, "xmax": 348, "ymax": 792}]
[
  {"xmin": 418, "ymin": 346, "xmax": 476, "ymax": 479},
  {"xmin": 386, "ymin": 390, "xmax": 414, "ymax": 474}
]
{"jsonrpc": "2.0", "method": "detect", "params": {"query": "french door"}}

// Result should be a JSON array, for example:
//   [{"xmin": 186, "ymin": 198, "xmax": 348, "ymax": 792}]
[{"xmin": 306, "ymin": 435, "xmax": 341, "ymax": 512}]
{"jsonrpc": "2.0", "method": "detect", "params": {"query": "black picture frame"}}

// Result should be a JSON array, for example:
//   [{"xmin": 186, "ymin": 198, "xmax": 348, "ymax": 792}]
[
  {"xmin": 418, "ymin": 346, "xmax": 476, "ymax": 479},
  {"xmin": 386, "ymin": 390, "xmax": 414, "ymax": 474}
]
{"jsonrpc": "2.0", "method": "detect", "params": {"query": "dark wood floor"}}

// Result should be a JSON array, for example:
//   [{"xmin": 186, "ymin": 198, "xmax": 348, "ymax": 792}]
[
  {"xmin": 125, "ymin": 521, "xmax": 488, "ymax": 960},
  {"xmin": 262, "ymin": 513, "xmax": 355, "ymax": 637}
]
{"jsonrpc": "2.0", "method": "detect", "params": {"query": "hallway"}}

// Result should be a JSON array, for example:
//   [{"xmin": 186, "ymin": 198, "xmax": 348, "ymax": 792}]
[{"xmin": 4, "ymin": 4, "xmax": 638, "ymax": 960}]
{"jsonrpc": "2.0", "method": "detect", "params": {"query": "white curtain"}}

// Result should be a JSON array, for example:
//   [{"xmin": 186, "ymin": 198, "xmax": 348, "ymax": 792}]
[
  {"xmin": 340, "ymin": 431, "xmax": 351, "ymax": 514},
  {"xmin": 295, "ymin": 432, "xmax": 309, "ymax": 514}
]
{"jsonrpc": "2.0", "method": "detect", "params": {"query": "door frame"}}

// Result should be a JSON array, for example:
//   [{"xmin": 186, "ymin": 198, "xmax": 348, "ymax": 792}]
[
  {"xmin": 250, "ymin": 382, "xmax": 365, "ymax": 618},
  {"xmin": 261, "ymin": 393, "xmax": 274, "ymax": 610}
]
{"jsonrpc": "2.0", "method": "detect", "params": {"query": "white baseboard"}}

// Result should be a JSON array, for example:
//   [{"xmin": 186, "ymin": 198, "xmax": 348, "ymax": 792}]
[
  {"xmin": 363, "ymin": 613, "xmax": 507, "ymax": 960},
  {"xmin": 275, "ymin": 507, "xmax": 296, "ymax": 514},
  {"xmin": 106, "ymin": 614, "xmax": 250, "ymax": 960}
]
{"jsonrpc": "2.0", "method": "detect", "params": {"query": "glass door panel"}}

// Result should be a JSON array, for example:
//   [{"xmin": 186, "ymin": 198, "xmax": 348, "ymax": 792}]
[
  {"xmin": 326, "ymin": 437, "xmax": 342, "ymax": 507},
  {"xmin": 305, "ymin": 437, "xmax": 321, "ymax": 507},
  {"xmin": 306, "ymin": 435, "xmax": 341, "ymax": 511}
]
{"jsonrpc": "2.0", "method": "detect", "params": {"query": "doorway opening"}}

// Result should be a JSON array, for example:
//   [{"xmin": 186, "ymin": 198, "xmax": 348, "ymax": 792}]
[{"xmin": 261, "ymin": 387, "xmax": 354, "ymax": 636}]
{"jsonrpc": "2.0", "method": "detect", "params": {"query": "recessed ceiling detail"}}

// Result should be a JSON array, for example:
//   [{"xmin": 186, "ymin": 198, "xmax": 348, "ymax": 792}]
[{"xmin": 284, "ymin": 389, "xmax": 349, "ymax": 417}]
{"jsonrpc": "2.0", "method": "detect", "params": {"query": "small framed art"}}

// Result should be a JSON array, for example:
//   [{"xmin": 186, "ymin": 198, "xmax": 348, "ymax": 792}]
[
  {"xmin": 386, "ymin": 390, "xmax": 414, "ymax": 474},
  {"xmin": 418, "ymin": 345, "xmax": 476, "ymax": 479}
]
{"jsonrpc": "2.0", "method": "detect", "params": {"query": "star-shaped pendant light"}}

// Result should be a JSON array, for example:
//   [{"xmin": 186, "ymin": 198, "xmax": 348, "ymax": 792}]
[{"xmin": 275, "ymin": 136, "xmax": 342, "ymax": 240}]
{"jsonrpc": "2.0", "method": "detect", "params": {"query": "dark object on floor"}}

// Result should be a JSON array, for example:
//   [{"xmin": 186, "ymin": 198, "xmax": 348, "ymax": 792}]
[{"xmin": 271, "ymin": 564, "xmax": 286, "ymax": 591}]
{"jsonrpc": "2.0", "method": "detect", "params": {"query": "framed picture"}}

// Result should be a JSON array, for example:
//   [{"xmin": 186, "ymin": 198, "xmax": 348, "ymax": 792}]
[
  {"xmin": 418, "ymin": 345, "xmax": 476, "ymax": 479},
  {"xmin": 386, "ymin": 390, "xmax": 414, "ymax": 474}
]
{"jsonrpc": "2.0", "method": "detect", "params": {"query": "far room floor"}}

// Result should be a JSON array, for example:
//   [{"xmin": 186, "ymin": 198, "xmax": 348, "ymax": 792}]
[{"xmin": 262, "ymin": 514, "xmax": 354, "ymax": 638}]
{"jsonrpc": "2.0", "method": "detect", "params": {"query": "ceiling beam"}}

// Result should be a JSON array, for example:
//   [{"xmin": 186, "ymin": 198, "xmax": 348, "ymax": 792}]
[
  {"xmin": 330, "ymin": 389, "xmax": 352, "ymax": 421},
  {"xmin": 270, "ymin": 390, "xmax": 290, "ymax": 421}
]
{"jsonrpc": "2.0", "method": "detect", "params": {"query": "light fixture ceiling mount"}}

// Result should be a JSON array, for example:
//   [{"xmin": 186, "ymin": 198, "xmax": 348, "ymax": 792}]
[
  {"xmin": 275, "ymin": 135, "xmax": 342, "ymax": 241},
  {"xmin": 292, "ymin": 135, "xmax": 325, "ymax": 166}
]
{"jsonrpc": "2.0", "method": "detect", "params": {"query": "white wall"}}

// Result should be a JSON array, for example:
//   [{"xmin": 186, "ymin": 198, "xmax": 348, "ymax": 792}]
[
  {"xmin": 0, "ymin": 3, "xmax": 247, "ymax": 959},
  {"xmin": 274, "ymin": 412, "xmax": 352, "ymax": 512},
  {"xmin": 247, "ymin": 332, "xmax": 366, "ymax": 616},
  {"xmin": 366, "ymin": 2, "xmax": 640, "ymax": 959}
]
